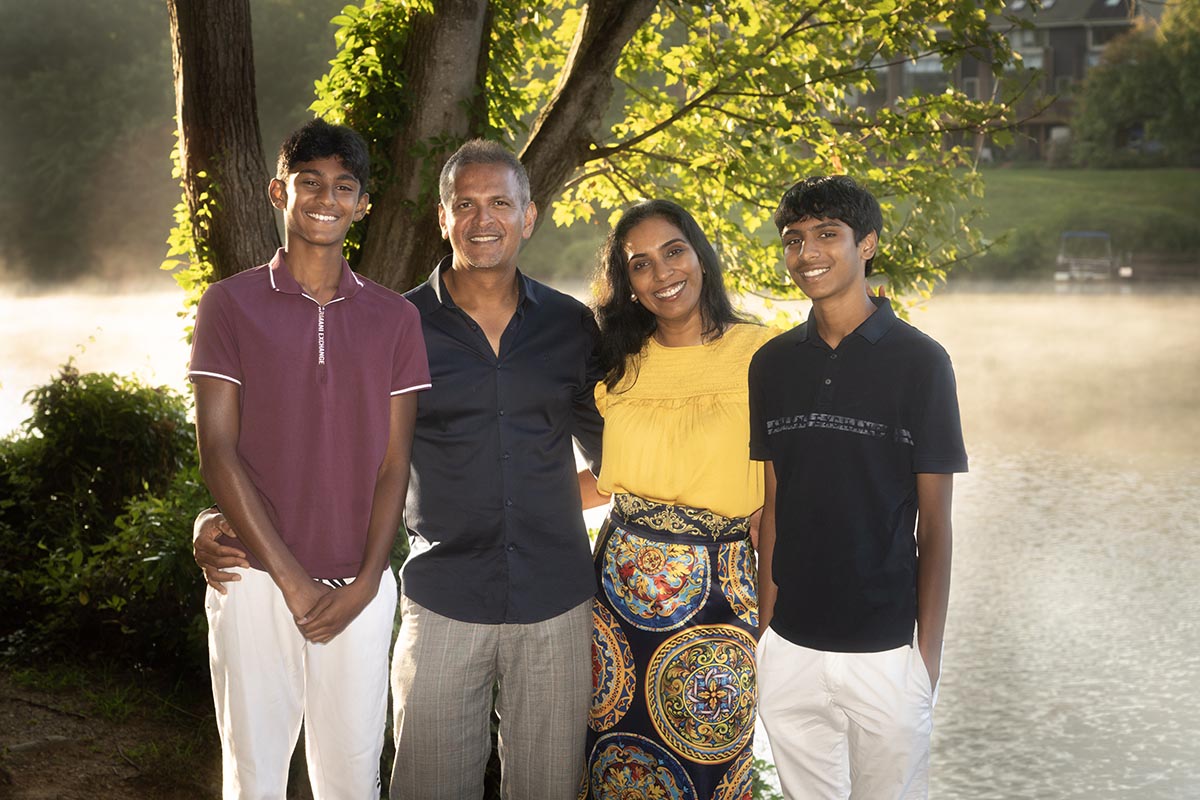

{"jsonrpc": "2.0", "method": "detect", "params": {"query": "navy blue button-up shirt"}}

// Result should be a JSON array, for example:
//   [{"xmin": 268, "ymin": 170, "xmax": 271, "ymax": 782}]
[{"xmin": 400, "ymin": 259, "xmax": 604, "ymax": 624}]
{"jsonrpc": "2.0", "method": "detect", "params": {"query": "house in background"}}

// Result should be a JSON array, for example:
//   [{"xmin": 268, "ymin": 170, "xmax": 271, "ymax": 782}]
[{"xmin": 858, "ymin": 0, "xmax": 1165, "ymax": 160}]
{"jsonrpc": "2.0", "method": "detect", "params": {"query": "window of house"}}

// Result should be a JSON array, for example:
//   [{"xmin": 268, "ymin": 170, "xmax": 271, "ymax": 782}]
[
  {"xmin": 1090, "ymin": 25, "xmax": 1131, "ymax": 49},
  {"xmin": 904, "ymin": 52, "xmax": 951, "ymax": 96},
  {"xmin": 1010, "ymin": 28, "xmax": 1045, "ymax": 48},
  {"xmin": 909, "ymin": 52, "xmax": 945, "ymax": 73}
]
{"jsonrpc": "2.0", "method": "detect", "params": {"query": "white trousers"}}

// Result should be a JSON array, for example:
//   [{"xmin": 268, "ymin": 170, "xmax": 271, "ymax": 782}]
[
  {"xmin": 206, "ymin": 566, "xmax": 398, "ymax": 800},
  {"xmin": 757, "ymin": 627, "xmax": 936, "ymax": 800}
]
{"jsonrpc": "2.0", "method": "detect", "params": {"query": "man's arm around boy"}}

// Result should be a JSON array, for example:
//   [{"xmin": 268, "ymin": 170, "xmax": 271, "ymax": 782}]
[{"xmin": 195, "ymin": 383, "xmax": 416, "ymax": 639}]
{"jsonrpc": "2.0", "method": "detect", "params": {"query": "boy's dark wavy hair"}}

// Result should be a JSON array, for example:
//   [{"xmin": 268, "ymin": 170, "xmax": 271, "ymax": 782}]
[
  {"xmin": 276, "ymin": 118, "xmax": 370, "ymax": 192},
  {"xmin": 593, "ymin": 199, "xmax": 752, "ymax": 390},
  {"xmin": 774, "ymin": 175, "xmax": 883, "ymax": 275}
]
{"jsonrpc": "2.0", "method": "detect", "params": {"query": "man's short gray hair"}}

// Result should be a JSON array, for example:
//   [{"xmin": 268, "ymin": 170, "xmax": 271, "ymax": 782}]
[{"xmin": 438, "ymin": 139, "xmax": 532, "ymax": 208}]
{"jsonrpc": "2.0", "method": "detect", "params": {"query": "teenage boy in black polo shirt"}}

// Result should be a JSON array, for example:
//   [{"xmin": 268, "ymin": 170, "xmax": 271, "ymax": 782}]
[{"xmin": 749, "ymin": 176, "xmax": 967, "ymax": 799}]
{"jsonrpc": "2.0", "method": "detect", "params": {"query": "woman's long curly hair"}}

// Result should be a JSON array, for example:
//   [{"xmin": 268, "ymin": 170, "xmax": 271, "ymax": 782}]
[{"xmin": 593, "ymin": 199, "xmax": 751, "ymax": 390}]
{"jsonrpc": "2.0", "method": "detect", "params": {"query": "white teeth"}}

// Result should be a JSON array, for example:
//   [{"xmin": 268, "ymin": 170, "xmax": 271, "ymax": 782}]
[
  {"xmin": 308, "ymin": 212, "xmax": 337, "ymax": 222},
  {"xmin": 801, "ymin": 267, "xmax": 829, "ymax": 278},
  {"xmin": 654, "ymin": 281, "xmax": 685, "ymax": 299},
  {"xmin": 469, "ymin": 235, "xmax": 500, "ymax": 243}
]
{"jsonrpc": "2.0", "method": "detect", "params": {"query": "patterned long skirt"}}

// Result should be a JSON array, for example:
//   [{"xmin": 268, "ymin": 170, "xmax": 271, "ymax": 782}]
[{"xmin": 583, "ymin": 493, "xmax": 758, "ymax": 800}]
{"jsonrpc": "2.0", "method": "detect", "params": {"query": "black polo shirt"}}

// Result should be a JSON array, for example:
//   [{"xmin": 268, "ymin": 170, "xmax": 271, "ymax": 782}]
[
  {"xmin": 749, "ymin": 296, "xmax": 967, "ymax": 652},
  {"xmin": 401, "ymin": 259, "xmax": 604, "ymax": 624}
]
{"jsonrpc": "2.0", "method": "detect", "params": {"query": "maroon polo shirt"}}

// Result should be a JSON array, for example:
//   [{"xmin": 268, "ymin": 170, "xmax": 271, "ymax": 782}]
[{"xmin": 189, "ymin": 248, "xmax": 430, "ymax": 579}]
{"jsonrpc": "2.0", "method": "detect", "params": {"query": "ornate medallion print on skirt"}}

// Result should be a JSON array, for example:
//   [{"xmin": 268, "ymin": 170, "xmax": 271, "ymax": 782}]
[
  {"xmin": 590, "ymin": 599, "xmax": 636, "ymax": 732},
  {"xmin": 589, "ymin": 732, "xmax": 698, "ymax": 800},
  {"xmin": 601, "ymin": 525, "xmax": 710, "ymax": 632},
  {"xmin": 646, "ymin": 624, "xmax": 757, "ymax": 764},
  {"xmin": 716, "ymin": 540, "xmax": 758, "ymax": 628},
  {"xmin": 586, "ymin": 497, "xmax": 757, "ymax": 799},
  {"xmin": 712, "ymin": 748, "xmax": 754, "ymax": 800}
]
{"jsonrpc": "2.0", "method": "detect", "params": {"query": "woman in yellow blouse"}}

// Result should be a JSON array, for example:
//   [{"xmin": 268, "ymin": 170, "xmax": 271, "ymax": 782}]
[{"xmin": 583, "ymin": 200, "xmax": 775, "ymax": 800}]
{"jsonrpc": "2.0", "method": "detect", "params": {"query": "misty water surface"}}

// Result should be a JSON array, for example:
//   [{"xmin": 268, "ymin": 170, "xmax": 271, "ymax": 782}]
[
  {"xmin": 1, "ymin": 284, "xmax": 1198, "ymax": 798},
  {"xmin": 0, "ymin": 284, "xmax": 190, "ymax": 437},
  {"xmin": 921, "ymin": 287, "xmax": 1200, "ymax": 799}
]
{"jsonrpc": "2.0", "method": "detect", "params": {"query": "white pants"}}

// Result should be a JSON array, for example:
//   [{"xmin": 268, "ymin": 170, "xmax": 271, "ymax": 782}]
[
  {"xmin": 757, "ymin": 627, "xmax": 936, "ymax": 800},
  {"xmin": 206, "ymin": 566, "xmax": 398, "ymax": 800}
]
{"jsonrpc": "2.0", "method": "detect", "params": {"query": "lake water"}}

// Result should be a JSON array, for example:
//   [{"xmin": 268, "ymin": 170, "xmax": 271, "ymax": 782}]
[
  {"xmin": 919, "ymin": 286, "xmax": 1200, "ymax": 800},
  {"xmin": 1, "ymin": 282, "xmax": 1198, "ymax": 798},
  {"xmin": 0, "ymin": 286, "xmax": 192, "ymax": 437}
]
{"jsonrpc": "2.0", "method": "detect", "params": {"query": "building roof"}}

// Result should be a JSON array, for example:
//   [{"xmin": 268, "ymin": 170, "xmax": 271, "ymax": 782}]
[{"xmin": 1002, "ymin": 0, "xmax": 1160, "ymax": 27}]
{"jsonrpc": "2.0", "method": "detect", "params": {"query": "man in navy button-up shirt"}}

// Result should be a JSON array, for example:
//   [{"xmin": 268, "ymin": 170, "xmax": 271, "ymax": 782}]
[
  {"xmin": 400, "ymin": 255, "xmax": 603, "ymax": 625},
  {"xmin": 389, "ymin": 140, "xmax": 603, "ymax": 800}
]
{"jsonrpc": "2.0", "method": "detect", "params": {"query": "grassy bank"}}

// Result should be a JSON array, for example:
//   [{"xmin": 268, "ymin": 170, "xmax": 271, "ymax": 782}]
[{"xmin": 964, "ymin": 167, "xmax": 1200, "ymax": 279}]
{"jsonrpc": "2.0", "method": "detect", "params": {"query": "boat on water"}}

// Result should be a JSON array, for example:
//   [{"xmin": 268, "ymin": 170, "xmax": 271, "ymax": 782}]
[{"xmin": 1053, "ymin": 231, "xmax": 1134, "ymax": 281}]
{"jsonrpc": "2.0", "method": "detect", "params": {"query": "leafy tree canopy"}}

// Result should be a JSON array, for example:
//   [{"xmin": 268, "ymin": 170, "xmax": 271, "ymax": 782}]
[
  {"xmin": 1158, "ymin": 0, "xmax": 1200, "ymax": 164},
  {"xmin": 1073, "ymin": 0, "xmax": 1200, "ymax": 168},
  {"xmin": 304, "ymin": 0, "xmax": 1020, "ymax": 301}
]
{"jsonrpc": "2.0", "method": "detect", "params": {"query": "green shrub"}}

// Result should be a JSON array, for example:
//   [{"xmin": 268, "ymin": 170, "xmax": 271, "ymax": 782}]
[
  {"xmin": 0, "ymin": 363, "xmax": 204, "ymax": 669},
  {"xmin": 8, "ymin": 363, "xmax": 195, "ymax": 551},
  {"xmin": 79, "ymin": 464, "xmax": 212, "ymax": 671},
  {"xmin": 0, "ymin": 431, "xmax": 44, "ymax": 582}
]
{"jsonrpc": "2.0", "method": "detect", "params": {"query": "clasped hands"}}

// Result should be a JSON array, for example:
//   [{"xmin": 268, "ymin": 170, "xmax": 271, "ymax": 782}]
[{"xmin": 193, "ymin": 511, "xmax": 370, "ymax": 644}]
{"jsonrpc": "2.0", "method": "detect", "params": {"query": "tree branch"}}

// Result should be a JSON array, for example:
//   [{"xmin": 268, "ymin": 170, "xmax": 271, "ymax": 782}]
[
  {"xmin": 563, "ymin": 165, "xmax": 614, "ymax": 191},
  {"xmin": 591, "ymin": 6, "xmax": 829, "ymax": 161},
  {"xmin": 601, "ymin": 170, "xmax": 636, "ymax": 206},
  {"xmin": 519, "ymin": 0, "xmax": 658, "ymax": 228}
]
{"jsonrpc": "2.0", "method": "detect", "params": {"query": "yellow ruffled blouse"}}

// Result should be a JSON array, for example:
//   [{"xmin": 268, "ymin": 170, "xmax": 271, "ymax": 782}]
[{"xmin": 595, "ymin": 322, "xmax": 778, "ymax": 519}]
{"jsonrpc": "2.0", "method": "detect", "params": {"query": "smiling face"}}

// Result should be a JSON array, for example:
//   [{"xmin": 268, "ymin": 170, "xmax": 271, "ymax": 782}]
[
  {"xmin": 438, "ymin": 161, "xmax": 536, "ymax": 274},
  {"xmin": 780, "ymin": 216, "xmax": 877, "ymax": 303},
  {"xmin": 269, "ymin": 156, "xmax": 367, "ymax": 250},
  {"xmin": 623, "ymin": 216, "xmax": 704, "ymax": 338}
]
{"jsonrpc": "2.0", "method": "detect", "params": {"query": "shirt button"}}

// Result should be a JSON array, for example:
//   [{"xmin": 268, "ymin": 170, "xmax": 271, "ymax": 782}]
[
  {"xmin": 498, "ymin": 409, "xmax": 505, "ymax": 416},
  {"xmin": 830, "ymin": 353, "xmax": 838, "ymax": 360},
  {"xmin": 505, "ymin": 498, "xmax": 514, "ymax": 507},
  {"xmin": 502, "ymin": 451, "xmax": 511, "ymax": 460},
  {"xmin": 824, "ymin": 378, "xmax": 832, "ymax": 385},
  {"xmin": 506, "ymin": 543, "xmax": 517, "ymax": 552}
]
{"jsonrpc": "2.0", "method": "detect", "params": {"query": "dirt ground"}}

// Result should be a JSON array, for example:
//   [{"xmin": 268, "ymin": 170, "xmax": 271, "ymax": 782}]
[
  {"xmin": 0, "ymin": 664, "xmax": 487, "ymax": 799},
  {"xmin": 0, "ymin": 668, "xmax": 221, "ymax": 800}
]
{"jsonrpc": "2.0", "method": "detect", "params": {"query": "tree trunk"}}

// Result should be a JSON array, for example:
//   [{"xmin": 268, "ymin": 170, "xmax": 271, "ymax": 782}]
[
  {"xmin": 355, "ymin": 0, "xmax": 492, "ymax": 291},
  {"xmin": 169, "ymin": 0, "xmax": 279, "ymax": 281},
  {"xmin": 520, "ymin": 0, "xmax": 658, "ymax": 227},
  {"xmin": 357, "ymin": 0, "xmax": 653, "ymax": 292}
]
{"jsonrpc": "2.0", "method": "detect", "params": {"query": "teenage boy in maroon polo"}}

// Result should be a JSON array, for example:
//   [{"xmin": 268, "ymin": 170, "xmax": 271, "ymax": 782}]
[
  {"xmin": 751, "ymin": 176, "xmax": 966, "ymax": 799},
  {"xmin": 189, "ymin": 119, "xmax": 430, "ymax": 799}
]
